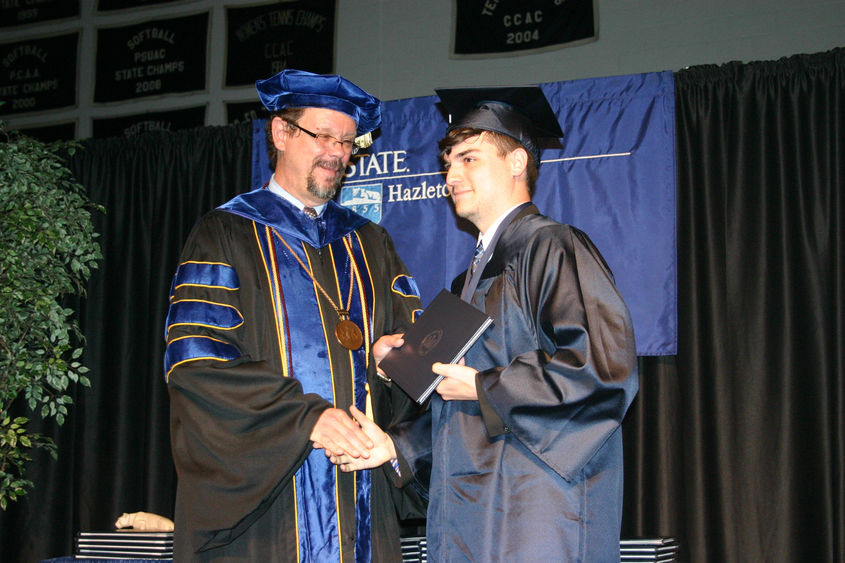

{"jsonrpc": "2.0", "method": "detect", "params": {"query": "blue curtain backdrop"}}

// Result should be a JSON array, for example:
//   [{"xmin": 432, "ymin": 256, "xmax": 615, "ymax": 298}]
[{"xmin": 252, "ymin": 71, "xmax": 677, "ymax": 355}]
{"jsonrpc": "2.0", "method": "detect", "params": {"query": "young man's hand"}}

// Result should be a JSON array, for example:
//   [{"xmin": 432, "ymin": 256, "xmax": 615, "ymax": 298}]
[
  {"xmin": 327, "ymin": 405, "xmax": 396, "ymax": 471},
  {"xmin": 434, "ymin": 361, "xmax": 479, "ymax": 401}
]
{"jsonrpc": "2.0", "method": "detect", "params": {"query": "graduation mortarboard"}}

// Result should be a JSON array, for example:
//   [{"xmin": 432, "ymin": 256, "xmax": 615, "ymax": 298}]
[
  {"xmin": 435, "ymin": 86, "xmax": 563, "ymax": 164},
  {"xmin": 256, "ymin": 69, "xmax": 381, "ymax": 147}
]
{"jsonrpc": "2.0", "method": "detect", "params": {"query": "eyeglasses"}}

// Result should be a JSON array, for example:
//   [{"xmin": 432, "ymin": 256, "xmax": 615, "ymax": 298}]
[{"xmin": 285, "ymin": 120, "xmax": 359, "ymax": 155}]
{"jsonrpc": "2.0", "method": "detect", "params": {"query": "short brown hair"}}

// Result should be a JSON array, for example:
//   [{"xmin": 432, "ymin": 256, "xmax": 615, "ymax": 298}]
[
  {"xmin": 439, "ymin": 128, "xmax": 539, "ymax": 193},
  {"xmin": 264, "ymin": 107, "xmax": 306, "ymax": 170}
]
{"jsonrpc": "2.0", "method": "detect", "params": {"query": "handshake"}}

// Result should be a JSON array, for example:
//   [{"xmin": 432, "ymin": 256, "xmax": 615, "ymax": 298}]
[
  {"xmin": 312, "ymin": 404, "xmax": 398, "ymax": 472},
  {"xmin": 309, "ymin": 333, "xmax": 480, "ymax": 472}
]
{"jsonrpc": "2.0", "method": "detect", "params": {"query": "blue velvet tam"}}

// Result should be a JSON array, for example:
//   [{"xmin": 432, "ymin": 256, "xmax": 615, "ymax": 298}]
[{"xmin": 255, "ymin": 69, "xmax": 382, "ymax": 136}]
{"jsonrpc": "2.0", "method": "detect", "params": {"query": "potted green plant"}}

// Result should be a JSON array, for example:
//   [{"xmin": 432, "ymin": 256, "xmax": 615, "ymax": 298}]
[{"xmin": 0, "ymin": 119, "xmax": 103, "ymax": 509}]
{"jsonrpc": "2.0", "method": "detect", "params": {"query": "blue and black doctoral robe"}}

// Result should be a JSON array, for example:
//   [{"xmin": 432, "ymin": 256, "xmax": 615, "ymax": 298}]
[
  {"xmin": 165, "ymin": 189, "xmax": 425, "ymax": 562},
  {"xmin": 389, "ymin": 203, "xmax": 639, "ymax": 562}
]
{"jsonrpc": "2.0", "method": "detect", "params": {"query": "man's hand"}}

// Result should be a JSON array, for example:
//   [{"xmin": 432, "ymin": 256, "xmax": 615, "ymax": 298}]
[
  {"xmin": 114, "ymin": 511, "xmax": 174, "ymax": 532},
  {"xmin": 373, "ymin": 333, "xmax": 405, "ymax": 376},
  {"xmin": 434, "ymin": 361, "xmax": 479, "ymax": 400},
  {"xmin": 329, "ymin": 405, "xmax": 396, "ymax": 472},
  {"xmin": 310, "ymin": 408, "xmax": 373, "ymax": 458}
]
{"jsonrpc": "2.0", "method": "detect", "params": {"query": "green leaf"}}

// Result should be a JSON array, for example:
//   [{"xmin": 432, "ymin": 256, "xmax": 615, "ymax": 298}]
[{"xmin": 1, "ymin": 120, "xmax": 101, "ymax": 507}]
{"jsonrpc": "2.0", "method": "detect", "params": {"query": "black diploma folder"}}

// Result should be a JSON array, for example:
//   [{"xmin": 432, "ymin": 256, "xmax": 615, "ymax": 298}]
[{"xmin": 380, "ymin": 289, "xmax": 492, "ymax": 403}]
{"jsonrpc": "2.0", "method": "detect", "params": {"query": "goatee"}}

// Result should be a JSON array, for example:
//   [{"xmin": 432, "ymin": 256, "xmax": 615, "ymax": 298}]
[{"xmin": 307, "ymin": 157, "xmax": 345, "ymax": 200}]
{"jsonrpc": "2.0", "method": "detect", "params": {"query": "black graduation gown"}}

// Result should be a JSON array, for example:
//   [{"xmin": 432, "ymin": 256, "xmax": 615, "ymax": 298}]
[
  {"xmin": 390, "ymin": 204, "xmax": 639, "ymax": 562},
  {"xmin": 165, "ymin": 189, "xmax": 425, "ymax": 561}
]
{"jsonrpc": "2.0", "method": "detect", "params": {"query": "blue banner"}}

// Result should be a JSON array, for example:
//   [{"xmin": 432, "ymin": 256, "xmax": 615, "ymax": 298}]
[{"xmin": 252, "ymin": 71, "xmax": 677, "ymax": 356}]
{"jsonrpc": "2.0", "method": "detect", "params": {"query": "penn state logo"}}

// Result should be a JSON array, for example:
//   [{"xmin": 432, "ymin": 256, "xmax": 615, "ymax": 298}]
[
  {"xmin": 418, "ymin": 329, "xmax": 443, "ymax": 357},
  {"xmin": 340, "ymin": 183, "xmax": 383, "ymax": 223}
]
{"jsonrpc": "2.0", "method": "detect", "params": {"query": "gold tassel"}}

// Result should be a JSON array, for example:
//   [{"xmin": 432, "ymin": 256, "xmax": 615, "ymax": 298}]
[
  {"xmin": 354, "ymin": 132, "xmax": 373, "ymax": 150},
  {"xmin": 365, "ymin": 382, "xmax": 373, "ymax": 419}
]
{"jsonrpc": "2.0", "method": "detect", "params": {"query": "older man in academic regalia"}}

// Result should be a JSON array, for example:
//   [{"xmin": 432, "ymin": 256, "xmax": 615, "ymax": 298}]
[{"xmin": 164, "ymin": 69, "xmax": 425, "ymax": 562}]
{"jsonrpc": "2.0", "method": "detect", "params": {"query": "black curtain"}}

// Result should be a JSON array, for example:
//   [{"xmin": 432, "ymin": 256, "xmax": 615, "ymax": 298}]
[
  {"xmin": 678, "ymin": 48, "xmax": 844, "ymax": 561},
  {"xmin": 621, "ymin": 48, "xmax": 844, "ymax": 561},
  {"xmin": 1, "ymin": 49, "xmax": 843, "ymax": 563},
  {"xmin": 0, "ymin": 124, "xmax": 253, "ymax": 562}
]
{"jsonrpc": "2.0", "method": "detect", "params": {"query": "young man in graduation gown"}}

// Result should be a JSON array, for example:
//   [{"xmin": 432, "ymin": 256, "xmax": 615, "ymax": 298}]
[
  {"xmin": 164, "ymin": 69, "xmax": 425, "ymax": 561},
  {"xmin": 332, "ymin": 87, "xmax": 640, "ymax": 562}
]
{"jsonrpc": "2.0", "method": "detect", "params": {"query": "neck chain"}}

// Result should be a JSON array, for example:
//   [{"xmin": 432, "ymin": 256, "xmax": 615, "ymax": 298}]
[{"xmin": 273, "ymin": 230, "xmax": 364, "ymax": 350}]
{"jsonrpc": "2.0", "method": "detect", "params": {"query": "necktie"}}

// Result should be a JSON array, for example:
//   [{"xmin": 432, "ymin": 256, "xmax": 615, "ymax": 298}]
[
  {"xmin": 471, "ymin": 240, "xmax": 484, "ymax": 274},
  {"xmin": 302, "ymin": 206, "xmax": 318, "ymax": 219}
]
